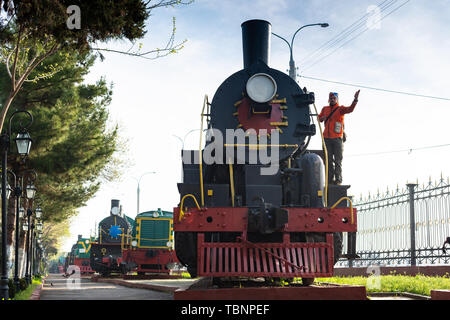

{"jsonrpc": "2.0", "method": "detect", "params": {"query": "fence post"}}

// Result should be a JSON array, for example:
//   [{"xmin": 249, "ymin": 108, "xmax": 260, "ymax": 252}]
[{"xmin": 407, "ymin": 183, "xmax": 418, "ymax": 266}]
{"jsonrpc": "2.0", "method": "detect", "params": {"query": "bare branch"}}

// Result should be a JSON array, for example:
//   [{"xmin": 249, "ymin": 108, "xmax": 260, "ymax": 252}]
[
  {"xmin": 5, "ymin": 49, "xmax": 13, "ymax": 79},
  {"xmin": 11, "ymin": 26, "xmax": 23, "ymax": 90},
  {"xmin": 144, "ymin": 0, "xmax": 193, "ymax": 10},
  {"xmin": 91, "ymin": 39, "xmax": 186, "ymax": 60}
]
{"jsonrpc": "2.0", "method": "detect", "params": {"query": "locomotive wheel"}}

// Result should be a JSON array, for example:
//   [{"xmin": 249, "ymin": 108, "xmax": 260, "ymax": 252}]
[{"xmin": 175, "ymin": 232, "xmax": 198, "ymax": 278}]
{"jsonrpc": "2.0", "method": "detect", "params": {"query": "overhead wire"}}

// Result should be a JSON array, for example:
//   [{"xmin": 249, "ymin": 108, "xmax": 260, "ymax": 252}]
[
  {"xmin": 300, "ymin": 75, "xmax": 450, "ymax": 101},
  {"xmin": 299, "ymin": 0, "xmax": 396, "ymax": 67},
  {"xmin": 301, "ymin": 0, "xmax": 411, "ymax": 72},
  {"xmin": 347, "ymin": 143, "xmax": 450, "ymax": 158}
]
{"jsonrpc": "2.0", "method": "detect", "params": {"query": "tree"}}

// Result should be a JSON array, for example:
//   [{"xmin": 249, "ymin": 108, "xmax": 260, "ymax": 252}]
[
  {"xmin": 0, "ymin": 0, "xmax": 192, "ymax": 279},
  {"xmin": 0, "ymin": 0, "xmax": 191, "ymax": 132},
  {"xmin": 0, "ymin": 50, "xmax": 126, "ymax": 277}
]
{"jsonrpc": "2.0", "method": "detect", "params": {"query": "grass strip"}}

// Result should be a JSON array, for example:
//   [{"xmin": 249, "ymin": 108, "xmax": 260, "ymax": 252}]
[
  {"xmin": 314, "ymin": 274, "xmax": 450, "ymax": 296},
  {"xmin": 13, "ymin": 279, "xmax": 43, "ymax": 300}
]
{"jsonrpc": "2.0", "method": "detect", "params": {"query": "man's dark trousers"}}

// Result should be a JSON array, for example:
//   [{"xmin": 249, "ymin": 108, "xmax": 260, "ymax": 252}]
[{"xmin": 325, "ymin": 137, "xmax": 343, "ymax": 184}]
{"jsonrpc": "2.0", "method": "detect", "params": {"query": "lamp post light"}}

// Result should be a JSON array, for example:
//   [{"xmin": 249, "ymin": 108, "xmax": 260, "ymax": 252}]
[
  {"xmin": 0, "ymin": 110, "xmax": 33, "ymax": 299},
  {"xmin": 35, "ymin": 207, "xmax": 42, "ymax": 220},
  {"xmin": 26, "ymin": 183, "xmax": 36, "ymax": 200},
  {"xmin": 272, "ymin": 23, "xmax": 329, "ymax": 81}
]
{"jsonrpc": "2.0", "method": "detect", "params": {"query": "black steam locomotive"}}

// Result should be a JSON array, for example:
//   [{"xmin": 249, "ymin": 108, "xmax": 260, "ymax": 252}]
[
  {"xmin": 174, "ymin": 20, "xmax": 357, "ymax": 284},
  {"xmin": 90, "ymin": 200, "xmax": 133, "ymax": 276}
]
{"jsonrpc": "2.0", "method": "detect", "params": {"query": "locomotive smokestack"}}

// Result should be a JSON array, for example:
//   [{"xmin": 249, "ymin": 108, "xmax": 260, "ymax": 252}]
[
  {"xmin": 241, "ymin": 19, "xmax": 271, "ymax": 69},
  {"xmin": 111, "ymin": 199, "xmax": 120, "ymax": 215}
]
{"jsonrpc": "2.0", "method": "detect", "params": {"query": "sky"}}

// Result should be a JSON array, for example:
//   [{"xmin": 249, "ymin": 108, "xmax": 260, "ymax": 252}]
[{"xmin": 62, "ymin": 0, "xmax": 450, "ymax": 251}]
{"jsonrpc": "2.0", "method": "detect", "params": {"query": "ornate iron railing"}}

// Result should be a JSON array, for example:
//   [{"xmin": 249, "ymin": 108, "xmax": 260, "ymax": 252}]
[{"xmin": 336, "ymin": 176, "xmax": 450, "ymax": 267}]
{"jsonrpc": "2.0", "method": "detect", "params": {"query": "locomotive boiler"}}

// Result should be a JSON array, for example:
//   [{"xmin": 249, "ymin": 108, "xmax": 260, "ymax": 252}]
[{"xmin": 174, "ymin": 19, "xmax": 357, "ymax": 285}]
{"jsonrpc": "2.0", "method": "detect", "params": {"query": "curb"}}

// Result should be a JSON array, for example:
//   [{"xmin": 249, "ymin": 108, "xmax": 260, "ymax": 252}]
[
  {"xmin": 430, "ymin": 289, "xmax": 450, "ymax": 300},
  {"xmin": 368, "ymin": 291, "xmax": 430, "ymax": 300},
  {"xmin": 95, "ymin": 278, "xmax": 179, "ymax": 293},
  {"xmin": 30, "ymin": 279, "xmax": 45, "ymax": 300}
]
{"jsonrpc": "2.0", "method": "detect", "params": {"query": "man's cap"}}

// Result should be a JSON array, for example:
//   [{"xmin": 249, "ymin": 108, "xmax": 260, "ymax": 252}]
[{"xmin": 329, "ymin": 92, "xmax": 338, "ymax": 99}]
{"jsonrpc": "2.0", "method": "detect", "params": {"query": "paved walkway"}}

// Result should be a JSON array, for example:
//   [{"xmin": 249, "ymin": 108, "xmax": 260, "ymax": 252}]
[{"xmin": 40, "ymin": 274, "xmax": 173, "ymax": 300}]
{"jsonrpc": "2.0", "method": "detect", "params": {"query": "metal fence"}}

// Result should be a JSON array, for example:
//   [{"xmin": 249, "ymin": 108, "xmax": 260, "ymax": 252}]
[{"xmin": 336, "ymin": 176, "xmax": 450, "ymax": 267}]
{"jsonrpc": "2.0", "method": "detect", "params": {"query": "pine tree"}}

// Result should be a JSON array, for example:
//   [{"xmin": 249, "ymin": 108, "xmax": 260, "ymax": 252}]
[{"xmin": 0, "ymin": 50, "xmax": 123, "ymax": 277}]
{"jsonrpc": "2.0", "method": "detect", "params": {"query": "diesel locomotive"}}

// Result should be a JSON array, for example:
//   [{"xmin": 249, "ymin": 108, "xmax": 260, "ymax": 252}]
[
  {"xmin": 122, "ymin": 209, "xmax": 178, "ymax": 275},
  {"xmin": 88, "ymin": 200, "xmax": 179, "ymax": 276},
  {"xmin": 65, "ymin": 235, "xmax": 94, "ymax": 274},
  {"xmin": 174, "ymin": 19, "xmax": 357, "ymax": 284}
]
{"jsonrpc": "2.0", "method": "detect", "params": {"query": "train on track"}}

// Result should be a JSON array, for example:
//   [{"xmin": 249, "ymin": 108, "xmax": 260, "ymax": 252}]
[
  {"xmin": 65, "ymin": 235, "xmax": 94, "ymax": 274},
  {"xmin": 63, "ymin": 199, "xmax": 179, "ymax": 277},
  {"xmin": 174, "ymin": 19, "xmax": 358, "ymax": 285}
]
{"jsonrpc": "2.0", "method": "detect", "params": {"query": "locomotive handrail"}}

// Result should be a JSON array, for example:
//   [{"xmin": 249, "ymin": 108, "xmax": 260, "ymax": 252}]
[
  {"xmin": 330, "ymin": 196, "xmax": 355, "ymax": 225},
  {"xmin": 199, "ymin": 95, "xmax": 209, "ymax": 207},
  {"xmin": 312, "ymin": 102, "xmax": 329, "ymax": 207},
  {"xmin": 229, "ymin": 160, "xmax": 235, "ymax": 207},
  {"xmin": 179, "ymin": 193, "xmax": 201, "ymax": 221}
]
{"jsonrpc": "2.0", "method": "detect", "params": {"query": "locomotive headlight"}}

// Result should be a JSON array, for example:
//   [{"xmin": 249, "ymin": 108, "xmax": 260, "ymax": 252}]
[
  {"xmin": 246, "ymin": 73, "xmax": 277, "ymax": 103},
  {"xmin": 152, "ymin": 212, "xmax": 159, "ymax": 218},
  {"xmin": 111, "ymin": 207, "xmax": 119, "ymax": 216},
  {"xmin": 166, "ymin": 241, "xmax": 173, "ymax": 247},
  {"xmin": 131, "ymin": 240, "xmax": 138, "ymax": 247}
]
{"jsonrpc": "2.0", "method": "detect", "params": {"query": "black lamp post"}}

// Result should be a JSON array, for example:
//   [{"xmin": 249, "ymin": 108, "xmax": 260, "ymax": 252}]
[
  {"xmin": 4, "ymin": 169, "xmax": 25, "ymax": 293},
  {"xmin": 33, "ymin": 219, "xmax": 42, "ymax": 277},
  {"xmin": 24, "ymin": 177, "xmax": 37, "ymax": 286},
  {"xmin": 272, "ymin": 23, "xmax": 329, "ymax": 80},
  {"xmin": 24, "ymin": 208, "xmax": 33, "ymax": 285},
  {"xmin": 29, "ymin": 222, "xmax": 35, "ymax": 283},
  {"xmin": 0, "ymin": 110, "xmax": 33, "ymax": 300}
]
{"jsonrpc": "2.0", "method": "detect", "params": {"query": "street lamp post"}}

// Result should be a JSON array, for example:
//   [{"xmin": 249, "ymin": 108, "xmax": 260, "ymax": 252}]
[
  {"xmin": 133, "ymin": 172, "xmax": 156, "ymax": 214},
  {"xmin": 5, "ymin": 169, "xmax": 25, "ymax": 293},
  {"xmin": 24, "ymin": 208, "xmax": 32, "ymax": 285},
  {"xmin": 23, "ymin": 171, "xmax": 37, "ymax": 285},
  {"xmin": 29, "ymin": 222, "xmax": 35, "ymax": 283},
  {"xmin": 272, "ymin": 23, "xmax": 329, "ymax": 81},
  {"xmin": 34, "ymin": 221, "xmax": 42, "ymax": 275},
  {"xmin": 0, "ymin": 110, "xmax": 33, "ymax": 299}
]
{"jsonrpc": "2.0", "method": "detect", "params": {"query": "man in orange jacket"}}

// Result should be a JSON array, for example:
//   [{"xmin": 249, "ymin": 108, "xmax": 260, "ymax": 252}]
[{"xmin": 319, "ymin": 90, "xmax": 360, "ymax": 185}]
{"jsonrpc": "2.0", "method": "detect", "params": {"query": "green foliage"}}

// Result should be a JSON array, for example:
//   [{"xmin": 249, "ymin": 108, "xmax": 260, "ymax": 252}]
[
  {"xmin": 19, "ymin": 278, "xmax": 27, "ymax": 291},
  {"xmin": 314, "ymin": 274, "xmax": 450, "ymax": 296},
  {"xmin": 12, "ymin": 278, "xmax": 42, "ymax": 300},
  {"xmin": 2, "ymin": 51, "xmax": 121, "ymax": 224},
  {"xmin": 1, "ymin": 0, "xmax": 149, "ymax": 51},
  {"xmin": 8, "ymin": 278, "xmax": 15, "ymax": 298}
]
